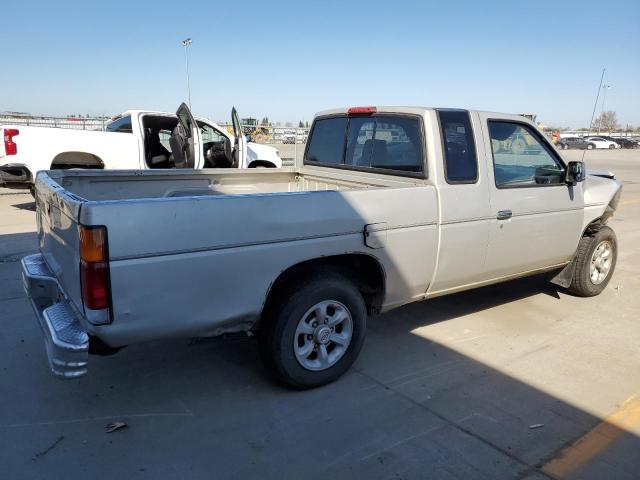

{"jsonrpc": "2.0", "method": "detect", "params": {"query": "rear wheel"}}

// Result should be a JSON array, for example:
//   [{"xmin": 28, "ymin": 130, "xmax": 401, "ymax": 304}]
[
  {"xmin": 609, "ymin": 144, "xmax": 616, "ymax": 149},
  {"xmin": 259, "ymin": 272, "xmax": 367, "ymax": 389},
  {"xmin": 568, "ymin": 226, "xmax": 617, "ymax": 297},
  {"xmin": 563, "ymin": 144, "xmax": 569, "ymax": 150}
]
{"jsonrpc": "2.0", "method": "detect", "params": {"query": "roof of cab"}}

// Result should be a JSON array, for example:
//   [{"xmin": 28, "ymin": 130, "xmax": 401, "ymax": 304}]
[{"xmin": 313, "ymin": 106, "xmax": 538, "ymax": 126}]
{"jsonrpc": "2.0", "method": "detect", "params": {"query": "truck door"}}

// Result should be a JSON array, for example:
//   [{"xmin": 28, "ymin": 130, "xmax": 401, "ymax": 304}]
[
  {"xmin": 478, "ymin": 113, "xmax": 584, "ymax": 278},
  {"xmin": 427, "ymin": 110, "xmax": 493, "ymax": 294},
  {"xmin": 231, "ymin": 107, "xmax": 247, "ymax": 168},
  {"xmin": 171, "ymin": 103, "xmax": 203, "ymax": 169}
]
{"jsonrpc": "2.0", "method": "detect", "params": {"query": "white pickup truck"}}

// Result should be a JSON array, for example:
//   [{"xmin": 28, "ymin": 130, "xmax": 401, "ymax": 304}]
[
  {"xmin": 22, "ymin": 106, "xmax": 622, "ymax": 389},
  {"xmin": 0, "ymin": 104, "xmax": 281, "ymax": 192}
]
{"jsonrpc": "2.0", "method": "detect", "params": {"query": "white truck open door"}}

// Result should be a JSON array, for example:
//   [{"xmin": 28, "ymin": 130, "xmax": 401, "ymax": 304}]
[
  {"xmin": 231, "ymin": 107, "xmax": 247, "ymax": 168},
  {"xmin": 173, "ymin": 103, "xmax": 203, "ymax": 169}
]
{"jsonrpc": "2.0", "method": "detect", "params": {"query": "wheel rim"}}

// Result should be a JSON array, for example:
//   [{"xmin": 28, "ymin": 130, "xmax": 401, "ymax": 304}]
[
  {"xmin": 293, "ymin": 300, "xmax": 353, "ymax": 371},
  {"xmin": 589, "ymin": 240, "xmax": 613, "ymax": 285}
]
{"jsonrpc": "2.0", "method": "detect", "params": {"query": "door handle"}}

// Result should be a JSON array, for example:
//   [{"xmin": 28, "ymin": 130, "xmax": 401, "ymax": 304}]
[{"xmin": 497, "ymin": 210, "xmax": 512, "ymax": 220}]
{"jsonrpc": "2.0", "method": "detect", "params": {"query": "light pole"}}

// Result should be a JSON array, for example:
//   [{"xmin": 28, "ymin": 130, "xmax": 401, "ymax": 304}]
[
  {"xmin": 181, "ymin": 38, "xmax": 192, "ymax": 108},
  {"xmin": 598, "ymin": 84, "xmax": 611, "ymax": 133}
]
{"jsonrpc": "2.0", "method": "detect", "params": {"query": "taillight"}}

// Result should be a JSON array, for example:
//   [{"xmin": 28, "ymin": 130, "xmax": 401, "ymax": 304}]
[
  {"xmin": 4, "ymin": 128, "xmax": 19, "ymax": 155},
  {"xmin": 348, "ymin": 106, "xmax": 377, "ymax": 115},
  {"xmin": 79, "ymin": 225, "xmax": 111, "ymax": 313}
]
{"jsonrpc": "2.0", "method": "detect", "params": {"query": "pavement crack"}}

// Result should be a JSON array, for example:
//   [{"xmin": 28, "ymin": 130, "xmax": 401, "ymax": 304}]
[{"xmin": 32, "ymin": 435, "xmax": 64, "ymax": 461}]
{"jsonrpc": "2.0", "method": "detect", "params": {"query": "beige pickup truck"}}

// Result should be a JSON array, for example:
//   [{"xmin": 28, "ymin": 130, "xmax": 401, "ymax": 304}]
[{"xmin": 22, "ymin": 106, "xmax": 622, "ymax": 389}]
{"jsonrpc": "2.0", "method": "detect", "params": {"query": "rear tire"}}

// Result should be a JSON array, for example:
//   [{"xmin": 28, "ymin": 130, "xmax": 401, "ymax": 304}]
[
  {"xmin": 568, "ymin": 226, "xmax": 617, "ymax": 297},
  {"xmin": 609, "ymin": 144, "xmax": 616, "ymax": 149},
  {"xmin": 259, "ymin": 272, "xmax": 367, "ymax": 389}
]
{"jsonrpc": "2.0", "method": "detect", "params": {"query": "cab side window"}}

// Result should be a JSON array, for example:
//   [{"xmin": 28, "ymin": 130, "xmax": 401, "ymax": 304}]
[
  {"xmin": 199, "ymin": 123, "xmax": 225, "ymax": 143},
  {"xmin": 488, "ymin": 121, "xmax": 564, "ymax": 188},
  {"xmin": 438, "ymin": 110, "xmax": 478, "ymax": 183}
]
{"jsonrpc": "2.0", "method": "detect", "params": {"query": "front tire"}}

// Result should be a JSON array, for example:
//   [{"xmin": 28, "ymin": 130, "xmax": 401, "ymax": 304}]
[
  {"xmin": 587, "ymin": 143, "xmax": 595, "ymax": 150},
  {"xmin": 259, "ymin": 272, "xmax": 367, "ymax": 389},
  {"xmin": 568, "ymin": 226, "xmax": 617, "ymax": 297}
]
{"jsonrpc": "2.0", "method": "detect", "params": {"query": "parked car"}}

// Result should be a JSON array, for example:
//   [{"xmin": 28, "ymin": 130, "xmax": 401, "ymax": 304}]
[
  {"xmin": 583, "ymin": 136, "xmax": 621, "ymax": 149},
  {"xmin": 613, "ymin": 137, "xmax": 639, "ymax": 149},
  {"xmin": 557, "ymin": 137, "xmax": 589, "ymax": 150},
  {"xmin": 22, "ymin": 106, "xmax": 622, "ymax": 388},
  {"xmin": 0, "ymin": 104, "xmax": 282, "ymax": 193}
]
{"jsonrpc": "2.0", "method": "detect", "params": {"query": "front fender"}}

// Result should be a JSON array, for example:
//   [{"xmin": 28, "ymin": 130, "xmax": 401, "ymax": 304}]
[
  {"xmin": 246, "ymin": 143, "xmax": 282, "ymax": 168},
  {"xmin": 582, "ymin": 174, "xmax": 622, "ymax": 231}
]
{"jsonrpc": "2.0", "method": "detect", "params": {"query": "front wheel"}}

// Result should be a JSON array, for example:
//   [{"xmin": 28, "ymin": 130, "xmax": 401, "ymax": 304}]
[
  {"xmin": 259, "ymin": 272, "xmax": 367, "ymax": 389},
  {"xmin": 587, "ymin": 143, "xmax": 595, "ymax": 150},
  {"xmin": 568, "ymin": 226, "xmax": 617, "ymax": 297}
]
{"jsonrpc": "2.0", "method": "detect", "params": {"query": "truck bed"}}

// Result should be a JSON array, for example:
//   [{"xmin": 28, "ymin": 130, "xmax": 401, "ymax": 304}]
[
  {"xmin": 35, "ymin": 167, "xmax": 435, "ymax": 348},
  {"xmin": 50, "ymin": 167, "xmax": 417, "ymax": 202}
]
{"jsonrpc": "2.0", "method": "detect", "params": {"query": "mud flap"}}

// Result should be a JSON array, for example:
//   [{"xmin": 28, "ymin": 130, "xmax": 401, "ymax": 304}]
[{"xmin": 550, "ymin": 258, "xmax": 578, "ymax": 288}]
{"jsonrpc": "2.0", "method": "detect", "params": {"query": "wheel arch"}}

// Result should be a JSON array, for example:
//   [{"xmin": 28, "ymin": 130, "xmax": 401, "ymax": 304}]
[
  {"xmin": 248, "ymin": 160, "xmax": 277, "ymax": 168},
  {"xmin": 51, "ymin": 151, "xmax": 105, "ymax": 169},
  {"xmin": 260, "ymin": 253, "xmax": 386, "ymax": 326}
]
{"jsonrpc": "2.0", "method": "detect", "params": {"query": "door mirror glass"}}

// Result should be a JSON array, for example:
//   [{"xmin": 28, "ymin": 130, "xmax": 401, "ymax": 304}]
[{"xmin": 566, "ymin": 161, "xmax": 586, "ymax": 185}]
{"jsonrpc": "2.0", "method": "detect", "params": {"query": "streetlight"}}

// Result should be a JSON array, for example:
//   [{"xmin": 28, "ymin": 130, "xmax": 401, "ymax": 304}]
[
  {"xmin": 181, "ymin": 38, "xmax": 192, "ymax": 108},
  {"xmin": 598, "ymin": 84, "xmax": 612, "ymax": 133}
]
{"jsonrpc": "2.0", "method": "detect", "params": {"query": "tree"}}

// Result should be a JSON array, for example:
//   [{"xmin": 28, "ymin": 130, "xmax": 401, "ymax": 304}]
[
  {"xmin": 261, "ymin": 116, "xmax": 270, "ymax": 126},
  {"xmin": 593, "ymin": 111, "xmax": 619, "ymax": 132},
  {"xmin": 305, "ymin": 121, "xmax": 309, "ymax": 128},
  {"xmin": 298, "ymin": 120, "xmax": 304, "ymax": 128}
]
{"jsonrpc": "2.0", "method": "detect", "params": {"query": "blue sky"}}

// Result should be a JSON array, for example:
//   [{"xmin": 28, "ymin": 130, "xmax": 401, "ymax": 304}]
[{"xmin": 2, "ymin": 0, "xmax": 639, "ymax": 127}]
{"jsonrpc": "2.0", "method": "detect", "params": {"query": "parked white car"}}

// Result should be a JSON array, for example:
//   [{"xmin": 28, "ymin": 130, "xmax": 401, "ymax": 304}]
[
  {"xmin": 584, "ymin": 137, "xmax": 621, "ymax": 150},
  {"xmin": 0, "ymin": 104, "xmax": 282, "ymax": 192}
]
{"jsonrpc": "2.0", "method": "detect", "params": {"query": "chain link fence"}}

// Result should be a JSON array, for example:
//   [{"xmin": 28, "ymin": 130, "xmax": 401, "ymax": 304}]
[{"xmin": 0, "ymin": 115, "xmax": 108, "ymax": 130}]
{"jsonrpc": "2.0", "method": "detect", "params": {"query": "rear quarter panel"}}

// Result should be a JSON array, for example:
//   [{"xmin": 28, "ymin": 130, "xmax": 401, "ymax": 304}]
[
  {"xmin": 1, "ymin": 125, "xmax": 142, "ymax": 175},
  {"xmin": 82, "ymin": 186, "xmax": 438, "ymax": 346}
]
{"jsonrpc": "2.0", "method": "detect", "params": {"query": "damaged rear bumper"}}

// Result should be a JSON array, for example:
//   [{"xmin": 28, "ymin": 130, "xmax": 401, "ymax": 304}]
[{"xmin": 21, "ymin": 253, "xmax": 89, "ymax": 378}]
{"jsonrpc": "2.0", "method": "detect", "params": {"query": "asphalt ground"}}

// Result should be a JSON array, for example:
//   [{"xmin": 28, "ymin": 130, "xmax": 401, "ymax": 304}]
[{"xmin": 1, "ymin": 148, "xmax": 639, "ymax": 479}]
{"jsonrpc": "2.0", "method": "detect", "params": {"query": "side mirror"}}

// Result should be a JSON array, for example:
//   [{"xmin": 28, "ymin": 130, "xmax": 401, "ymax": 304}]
[{"xmin": 566, "ymin": 161, "xmax": 586, "ymax": 186}]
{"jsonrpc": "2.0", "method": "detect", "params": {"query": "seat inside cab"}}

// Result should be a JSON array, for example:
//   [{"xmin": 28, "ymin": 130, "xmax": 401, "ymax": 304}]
[
  {"xmin": 142, "ymin": 115, "xmax": 234, "ymax": 169},
  {"xmin": 142, "ymin": 115, "xmax": 179, "ymax": 168}
]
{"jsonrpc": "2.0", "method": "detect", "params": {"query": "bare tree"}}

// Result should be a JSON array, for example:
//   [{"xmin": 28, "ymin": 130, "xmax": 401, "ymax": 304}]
[{"xmin": 593, "ymin": 111, "xmax": 619, "ymax": 132}]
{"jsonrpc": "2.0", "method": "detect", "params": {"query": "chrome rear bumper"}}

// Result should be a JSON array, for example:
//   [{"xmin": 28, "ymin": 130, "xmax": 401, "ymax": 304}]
[{"xmin": 21, "ymin": 254, "xmax": 89, "ymax": 378}]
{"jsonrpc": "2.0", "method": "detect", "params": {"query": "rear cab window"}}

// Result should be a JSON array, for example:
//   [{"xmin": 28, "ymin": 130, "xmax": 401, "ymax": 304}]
[
  {"xmin": 304, "ymin": 113, "xmax": 425, "ymax": 176},
  {"xmin": 106, "ymin": 115, "xmax": 133, "ymax": 133}
]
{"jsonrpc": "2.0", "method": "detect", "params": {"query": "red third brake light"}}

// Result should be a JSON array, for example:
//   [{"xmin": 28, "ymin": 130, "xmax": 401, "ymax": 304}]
[
  {"xmin": 79, "ymin": 225, "xmax": 111, "ymax": 311},
  {"xmin": 4, "ymin": 128, "xmax": 19, "ymax": 155},
  {"xmin": 348, "ymin": 106, "xmax": 377, "ymax": 115}
]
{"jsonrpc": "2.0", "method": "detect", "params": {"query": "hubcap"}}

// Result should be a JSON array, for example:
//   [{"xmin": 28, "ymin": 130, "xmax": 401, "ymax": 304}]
[
  {"xmin": 589, "ymin": 240, "xmax": 613, "ymax": 285},
  {"xmin": 293, "ymin": 300, "xmax": 353, "ymax": 371}
]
